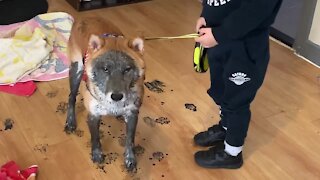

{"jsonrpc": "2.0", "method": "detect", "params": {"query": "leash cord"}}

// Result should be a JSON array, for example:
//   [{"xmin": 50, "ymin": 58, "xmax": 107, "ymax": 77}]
[{"xmin": 144, "ymin": 33, "xmax": 199, "ymax": 40}]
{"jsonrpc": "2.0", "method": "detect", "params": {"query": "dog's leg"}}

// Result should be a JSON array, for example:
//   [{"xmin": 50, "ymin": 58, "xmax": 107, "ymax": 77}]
[
  {"xmin": 124, "ymin": 110, "xmax": 139, "ymax": 171},
  {"xmin": 87, "ymin": 113, "xmax": 105, "ymax": 163},
  {"xmin": 65, "ymin": 57, "xmax": 84, "ymax": 133}
]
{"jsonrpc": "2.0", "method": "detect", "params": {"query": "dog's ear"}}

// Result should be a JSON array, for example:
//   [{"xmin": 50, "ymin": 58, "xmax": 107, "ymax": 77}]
[
  {"xmin": 88, "ymin": 34, "xmax": 104, "ymax": 51},
  {"xmin": 129, "ymin": 37, "xmax": 144, "ymax": 54}
]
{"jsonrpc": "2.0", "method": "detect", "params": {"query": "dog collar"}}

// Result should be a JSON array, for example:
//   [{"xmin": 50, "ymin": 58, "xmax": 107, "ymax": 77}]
[{"xmin": 101, "ymin": 33, "xmax": 124, "ymax": 38}]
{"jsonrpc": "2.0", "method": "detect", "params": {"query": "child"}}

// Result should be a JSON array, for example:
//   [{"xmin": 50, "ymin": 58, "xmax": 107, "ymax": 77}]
[{"xmin": 193, "ymin": 0, "xmax": 283, "ymax": 169}]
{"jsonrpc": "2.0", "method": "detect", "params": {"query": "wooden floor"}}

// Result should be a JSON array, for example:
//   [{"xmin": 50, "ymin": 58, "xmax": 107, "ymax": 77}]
[{"xmin": 1, "ymin": 0, "xmax": 320, "ymax": 179}]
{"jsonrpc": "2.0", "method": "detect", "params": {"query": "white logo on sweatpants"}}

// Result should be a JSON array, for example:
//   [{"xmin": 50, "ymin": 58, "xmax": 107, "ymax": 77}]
[
  {"xmin": 229, "ymin": 72, "xmax": 251, "ymax": 85},
  {"xmin": 207, "ymin": 0, "xmax": 231, "ymax": 6}
]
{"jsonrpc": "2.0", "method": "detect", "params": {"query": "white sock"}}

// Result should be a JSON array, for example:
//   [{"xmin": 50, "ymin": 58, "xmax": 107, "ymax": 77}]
[{"xmin": 224, "ymin": 141, "xmax": 242, "ymax": 156}]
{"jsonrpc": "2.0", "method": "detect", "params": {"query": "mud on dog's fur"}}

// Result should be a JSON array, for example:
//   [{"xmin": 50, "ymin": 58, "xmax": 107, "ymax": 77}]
[{"xmin": 64, "ymin": 16, "xmax": 145, "ymax": 171}]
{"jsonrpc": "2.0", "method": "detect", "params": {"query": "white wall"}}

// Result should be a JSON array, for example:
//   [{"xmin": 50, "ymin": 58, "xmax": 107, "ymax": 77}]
[{"xmin": 309, "ymin": 0, "xmax": 320, "ymax": 45}]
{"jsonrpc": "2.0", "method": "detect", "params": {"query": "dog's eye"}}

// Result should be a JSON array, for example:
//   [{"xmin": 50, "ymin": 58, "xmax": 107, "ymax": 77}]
[
  {"xmin": 104, "ymin": 67, "xmax": 109, "ymax": 73},
  {"xmin": 123, "ymin": 67, "xmax": 132, "ymax": 74}
]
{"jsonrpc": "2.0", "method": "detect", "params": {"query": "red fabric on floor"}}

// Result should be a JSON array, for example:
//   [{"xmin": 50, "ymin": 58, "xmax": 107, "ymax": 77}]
[
  {"xmin": 0, "ymin": 161, "xmax": 24, "ymax": 180},
  {"xmin": 0, "ymin": 161, "xmax": 38, "ymax": 180},
  {"xmin": 0, "ymin": 81, "xmax": 37, "ymax": 96}
]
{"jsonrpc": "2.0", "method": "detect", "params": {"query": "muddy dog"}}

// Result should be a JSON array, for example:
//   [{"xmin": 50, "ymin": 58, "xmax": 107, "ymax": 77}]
[{"xmin": 64, "ymin": 16, "xmax": 145, "ymax": 171}]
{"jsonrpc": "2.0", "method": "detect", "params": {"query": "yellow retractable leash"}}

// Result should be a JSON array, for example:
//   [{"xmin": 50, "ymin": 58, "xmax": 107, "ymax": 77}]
[
  {"xmin": 144, "ymin": 33, "xmax": 209, "ymax": 73},
  {"xmin": 193, "ymin": 42, "xmax": 209, "ymax": 73}
]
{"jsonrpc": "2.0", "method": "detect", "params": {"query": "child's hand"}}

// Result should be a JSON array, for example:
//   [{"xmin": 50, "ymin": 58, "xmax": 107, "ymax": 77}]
[
  {"xmin": 195, "ymin": 17, "xmax": 206, "ymax": 32},
  {"xmin": 195, "ymin": 28, "xmax": 218, "ymax": 48}
]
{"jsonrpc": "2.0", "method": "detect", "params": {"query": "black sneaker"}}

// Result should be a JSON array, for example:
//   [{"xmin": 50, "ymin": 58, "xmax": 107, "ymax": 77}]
[
  {"xmin": 194, "ymin": 124, "xmax": 226, "ymax": 147},
  {"xmin": 194, "ymin": 143, "xmax": 243, "ymax": 169}
]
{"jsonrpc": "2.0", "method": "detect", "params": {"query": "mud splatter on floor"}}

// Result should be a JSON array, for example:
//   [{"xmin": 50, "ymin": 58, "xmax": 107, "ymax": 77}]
[
  {"xmin": 143, "ymin": 116, "xmax": 156, "ymax": 127},
  {"xmin": 185, "ymin": 103, "xmax": 197, "ymax": 112},
  {"xmin": 96, "ymin": 164, "xmax": 107, "ymax": 173},
  {"xmin": 155, "ymin": 117, "xmax": 170, "ymax": 125},
  {"xmin": 144, "ymin": 80, "xmax": 165, "ymax": 93},
  {"xmin": 4, "ymin": 118, "xmax": 14, "ymax": 130},
  {"xmin": 152, "ymin": 152, "xmax": 165, "ymax": 162},
  {"xmin": 74, "ymin": 129, "xmax": 84, "ymax": 137},
  {"xmin": 46, "ymin": 90, "xmax": 58, "ymax": 98},
  {"xmin": 100, "ymin": 121, "xmax": 106, "ymax": 126},
  {"xmin": 133, "ymin": 144, "xmax": 145, "ymax": 157},
  {"xmin": 34, "ymin": 144, "xmax": 49, "ymax": 153},
  {"xmin": 105, "ymin": 152, "xmax": 119, "ymax": 165},
  {"xmin": 118, "ymin": 134, "xmax": 126, "ymax": 147},
  {"xmin": 56, "ymin": 102, "xmax": 68, "ymax": 114}
]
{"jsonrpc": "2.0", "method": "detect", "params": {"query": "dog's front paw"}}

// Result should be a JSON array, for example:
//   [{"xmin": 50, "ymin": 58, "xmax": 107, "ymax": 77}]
[
  {"xmin": 64, "ymin": 122, "xmax": 77, "ymax": 134},
  {"xmin": 64, "ymin": 114, "xmax": 77, "ymax": 134},
  {"xmin": 124, "ymin": 152, "xmax": 137, "ymax": 171},
  {"xmin": 92, "ymin": 148, "xmax": 105, "ymax": 164}
]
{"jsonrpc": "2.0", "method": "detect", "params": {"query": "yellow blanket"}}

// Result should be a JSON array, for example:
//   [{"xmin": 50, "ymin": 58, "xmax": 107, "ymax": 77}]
[{"xmin": 0, "ymin": 27, "xmax": 52, "ymax": 84}]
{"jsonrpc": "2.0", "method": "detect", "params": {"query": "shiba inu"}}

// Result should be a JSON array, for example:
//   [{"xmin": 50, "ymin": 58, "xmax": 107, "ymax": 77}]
[{"xmin": 64, "ymin": 16, "xmax": 145, "ymax": 171}]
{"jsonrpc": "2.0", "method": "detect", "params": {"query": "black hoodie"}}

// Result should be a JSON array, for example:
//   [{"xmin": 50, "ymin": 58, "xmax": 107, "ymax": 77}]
[{"xmin": 201, "ymin": 0, "xmax": 283, "ymax": 44}]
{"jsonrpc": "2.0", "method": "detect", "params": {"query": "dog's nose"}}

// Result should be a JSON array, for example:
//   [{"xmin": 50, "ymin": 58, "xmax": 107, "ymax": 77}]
[{"xmin": 111, "ymin": 93, "xmax": 124, "ymax": 101}]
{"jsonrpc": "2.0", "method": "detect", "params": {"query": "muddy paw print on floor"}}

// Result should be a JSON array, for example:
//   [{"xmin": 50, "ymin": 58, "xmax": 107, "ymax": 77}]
[
  {"xmin": 133, "ymin": 144, "xmax": 145, "ymax": 157},
  {"xmin": 152, "ymin": 152, "xmax": 165, "ymax": 162},
  {"xmin": 56, "ymin": 102, "xmax": 68, "ymax": 114},
  {"xmin": 185, "ymin": 103, "xmax": 197, "ymax": 112},
  {"xmin": 144, "ymin": 80, "xmax": 165, "ymax": 93},
  {"xmin": 149, "ymin": 151, "xmax": 169, "ymax": 167},
  {"xmin": 34, "ymin": 144, "xmax": 49, "ymax": 153},
  {"xmin": 155, "ymin": 117, "xmax": 170, "ymax": 125},
  {"xmin": 143, "ymin": 116, "xmax": 170, "ymax": 126},
  {"xmin": 2, "ymin": 118, "xmax": 14, "ymax": 131},
  {"xmin": 46, "ymin": 90, "xmax": 58, "ymax": 98}
]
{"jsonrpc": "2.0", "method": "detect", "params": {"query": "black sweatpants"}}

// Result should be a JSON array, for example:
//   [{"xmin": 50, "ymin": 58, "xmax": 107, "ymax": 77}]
[{"xmin": 207, "ymin": 30, "xmax": 270, "ymax": 147}]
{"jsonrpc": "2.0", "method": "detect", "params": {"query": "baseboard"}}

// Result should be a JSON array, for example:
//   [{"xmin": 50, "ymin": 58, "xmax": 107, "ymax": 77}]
[{"xmin": 270, "ymin": 27, "xmax": 295, "ymax": 47}]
